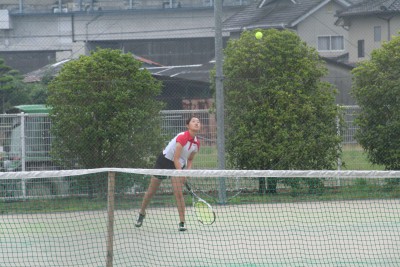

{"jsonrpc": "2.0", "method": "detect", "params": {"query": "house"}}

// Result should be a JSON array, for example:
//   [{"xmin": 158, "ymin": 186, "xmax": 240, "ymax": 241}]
[
  {"xmin": 335, "ymin": 0, "xmax": 400, "ymax": 64},
  {"xmin": 223, "ymin": 0, "xmax": 363, "ymax": 104},
  {"xmin": 223, "ymin": 0, "xmax": 364, "ymax": 60}
]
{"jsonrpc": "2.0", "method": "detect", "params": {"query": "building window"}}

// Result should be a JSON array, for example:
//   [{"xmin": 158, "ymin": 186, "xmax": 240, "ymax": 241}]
[
  {"xmin": 318, "ymin": 36, "xmax": 344, "ymax": 51},
  {"xmin": 374, "ymin": 26, "xmax": 381, "ymax": 42},
  {"xmin": 358, "ymin": 40, "xmax": 365, "ymax": 58}
]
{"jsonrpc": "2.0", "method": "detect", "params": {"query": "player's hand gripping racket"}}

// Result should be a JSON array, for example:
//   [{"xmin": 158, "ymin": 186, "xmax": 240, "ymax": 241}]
[{"xmin": 185, "ymin": 182, "xmax": 216, "ymax": 225}]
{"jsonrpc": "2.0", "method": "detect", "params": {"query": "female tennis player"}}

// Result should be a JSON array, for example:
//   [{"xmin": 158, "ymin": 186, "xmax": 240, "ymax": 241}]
[{"xmin": 135, "ymin": 116, "xmax": 201, "ymax": 231}]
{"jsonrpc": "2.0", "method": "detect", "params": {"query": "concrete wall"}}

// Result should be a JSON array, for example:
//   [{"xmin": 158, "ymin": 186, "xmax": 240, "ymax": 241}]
[
  {"xmin": 1, "ymin": 15, "xmax": 73, "ymax": 52},
  {"xmin": 0, "ymin": 7, "xmax": 238, "ymax": 48},
  {"xmin": 0, "ymin": 7, "xmax": 238, "ymax": 72},
  {"xmin": 323, "ymin": 60, "xmax": 354, "ymax": 105}
]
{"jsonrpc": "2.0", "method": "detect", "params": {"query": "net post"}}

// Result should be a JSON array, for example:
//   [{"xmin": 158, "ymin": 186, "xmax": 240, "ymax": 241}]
[{"xmin": 106, "ymin": 171, "xmax": 116, "ymax": 267}]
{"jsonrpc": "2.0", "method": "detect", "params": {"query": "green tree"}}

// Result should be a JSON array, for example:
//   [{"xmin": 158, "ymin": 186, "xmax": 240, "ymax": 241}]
[
  {"xmin": 352, "ymin": 34, "xmax": 400, "ymax": 170},
  {"xmin": 4, "ymin": 76, "xmax": 31, "ymax": 108},
  {"xmin": 47, "ymin": 48, "xmax": 164, "ymax": 169},
  {"xmin": 217, "ymin": 29, "xmax": 341, "ymax": 194},
  {"xmin": 27, "ymin": 82, "xmax": 49, "ymax": 104},
  {"xmin": 0, "ymin": 57, "xmax": 23, "ymax": 113}
]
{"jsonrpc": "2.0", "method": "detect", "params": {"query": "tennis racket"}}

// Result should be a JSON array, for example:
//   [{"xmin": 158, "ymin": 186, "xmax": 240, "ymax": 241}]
[{"xmin": 185, "ymin": 182, "xmax": 216, "ymax": 225}]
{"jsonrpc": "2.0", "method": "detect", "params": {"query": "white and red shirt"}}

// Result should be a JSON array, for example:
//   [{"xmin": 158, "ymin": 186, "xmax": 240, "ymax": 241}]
[{"xmin": 163, "ymin": 131, "xmax": 200, "ymax": 167}]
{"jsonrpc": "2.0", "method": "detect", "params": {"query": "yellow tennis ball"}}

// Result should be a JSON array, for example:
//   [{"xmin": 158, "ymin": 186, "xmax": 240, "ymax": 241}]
[{"xmin": 255, "ymin": 31, "xmax": 263, "ymax": 39}]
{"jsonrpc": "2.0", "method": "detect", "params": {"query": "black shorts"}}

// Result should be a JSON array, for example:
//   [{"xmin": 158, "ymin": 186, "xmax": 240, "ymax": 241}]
[{"xmin": 154, "ymin": 154, "xmax": 176, "ymax": 180}]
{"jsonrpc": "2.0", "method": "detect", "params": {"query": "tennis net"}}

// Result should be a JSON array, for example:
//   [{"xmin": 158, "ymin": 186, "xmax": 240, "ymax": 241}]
[{"xmin": 1, "ymin": 168, "xmax": 400, "ymax": 267}]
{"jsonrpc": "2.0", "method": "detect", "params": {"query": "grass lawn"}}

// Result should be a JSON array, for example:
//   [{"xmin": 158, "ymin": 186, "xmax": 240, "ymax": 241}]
[
  {"xmin": 340, "ymin": 144, "xmax": 384, "ymax": 170},
  {"xmin": 1, "ymin": 179, "xmax": 399, "ymax": 214},
  {"xmin": 195, "ymin": 144, "xmax": 384, "ymax": 170}
]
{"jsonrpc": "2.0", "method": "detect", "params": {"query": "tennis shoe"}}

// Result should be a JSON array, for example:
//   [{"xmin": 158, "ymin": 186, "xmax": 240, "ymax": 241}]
[
  {"xmin": 178, "ymin": 222, "xmax": 187, "ymax": 232},
  {"xmin": 135, "ymin": 212, "xmax": 146, "ymax": 227}
]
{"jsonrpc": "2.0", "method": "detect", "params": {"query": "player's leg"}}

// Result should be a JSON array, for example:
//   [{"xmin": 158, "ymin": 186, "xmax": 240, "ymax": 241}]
[
  {"xmin": 171, "ymin": 176, "xmax": 187, "ymax": 231},
  {"xmin": 135, "ymin": 177, "xmax": 162, "ymax": 227}
]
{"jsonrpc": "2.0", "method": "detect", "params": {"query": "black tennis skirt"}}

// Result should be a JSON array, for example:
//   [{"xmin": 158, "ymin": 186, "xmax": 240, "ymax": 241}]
[
  {"xmin": 154, "ymin": 153, "xmax": 175, "ymax": 169},
  {"xmin": 154, "ymin": 154, "xmax": 176, "ymax": 180}
]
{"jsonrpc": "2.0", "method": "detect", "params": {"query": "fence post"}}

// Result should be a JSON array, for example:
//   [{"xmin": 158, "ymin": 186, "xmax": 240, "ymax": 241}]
[
  {"xmin": 336, "ymin": 105, "xmax": 342, "ymax": 187},
  {"xmin": 20, "ymin": 113, "xmax": 27, "ymax": 199},
  {"xmin": 106, "ymin": 171, "xmax": 116, "ymax": 267},
  {"xmin": 20, "ymin": 113, "xmax": 26, "ymax": 172}
]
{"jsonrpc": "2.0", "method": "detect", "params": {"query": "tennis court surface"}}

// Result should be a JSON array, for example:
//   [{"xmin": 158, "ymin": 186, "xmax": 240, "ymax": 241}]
[{"xmin": 2, "ymin": 199, "xmax": 399, "ymax": 266}]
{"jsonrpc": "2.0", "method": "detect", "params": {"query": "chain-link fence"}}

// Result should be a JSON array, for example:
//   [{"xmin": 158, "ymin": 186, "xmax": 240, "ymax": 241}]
[
  {"xmin": 0, "ymin": 113, "xmax": 53, "ymax": 172},
  {"xmin": 341, "ymin": 105, "xmax": 360, "ymax": 145},
  {"xmin": 0, "ymin": 109, "xmax": 216, "ymax": 171},
  {"xmin": 0, "ymin": 0, "xmax": 394, "ymax": 196},
  {"xmin": 1, "ymin": 3, "xmax": 399, "ymax": 267},
  {"xmin": 0, "ymin": 106, "xmax": 365, "ymax": 172}
]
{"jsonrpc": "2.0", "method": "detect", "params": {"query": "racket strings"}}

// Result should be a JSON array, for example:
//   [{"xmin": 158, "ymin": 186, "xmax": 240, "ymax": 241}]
[{"xmin": 194, "ymin": 201, "xmax": 215, "ymax": 225}]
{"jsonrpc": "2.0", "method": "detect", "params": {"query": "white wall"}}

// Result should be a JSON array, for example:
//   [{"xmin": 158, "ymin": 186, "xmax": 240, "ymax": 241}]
[
  {"xmin": 296, "ymin": 1, "xmax": 350, "ymax": 58},
  {"xmin": 347, "ymin": 16, "xmax": 400, "ymax": 63}
]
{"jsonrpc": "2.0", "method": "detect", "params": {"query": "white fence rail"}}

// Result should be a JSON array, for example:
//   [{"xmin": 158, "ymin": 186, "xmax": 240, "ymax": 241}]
[{"xmin": 0, "ymin": 107, "xmax": 360, "ymax": 172}]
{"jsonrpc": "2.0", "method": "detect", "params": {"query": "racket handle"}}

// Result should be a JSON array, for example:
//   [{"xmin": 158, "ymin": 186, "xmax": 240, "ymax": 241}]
[{"xmin": 184, "ymin": 182, "xmax": 191, "ymax": 191}]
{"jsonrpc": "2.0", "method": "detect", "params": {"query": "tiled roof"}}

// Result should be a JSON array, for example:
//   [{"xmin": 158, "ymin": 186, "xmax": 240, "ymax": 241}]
[
  {"xmin": 23, "ymin": 55, "xmax": 163, "ymax": 83},
  {"xmin": 338, "ymin": 0, "xmax": 400, "ymax": 17},
  {"xmin": 23, "ymin": 56, "xmax": 213, "ymax": 83},
  {"xmin": 223, "ymin": 0, "xmax": 357, "ymax": 31}
]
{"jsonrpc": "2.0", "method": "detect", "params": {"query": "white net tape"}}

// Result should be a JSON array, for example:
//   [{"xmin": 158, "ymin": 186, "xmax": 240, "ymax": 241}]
[{"xmin": 1, "ymin": 168, "xmax": 400, "ymax": 179}]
